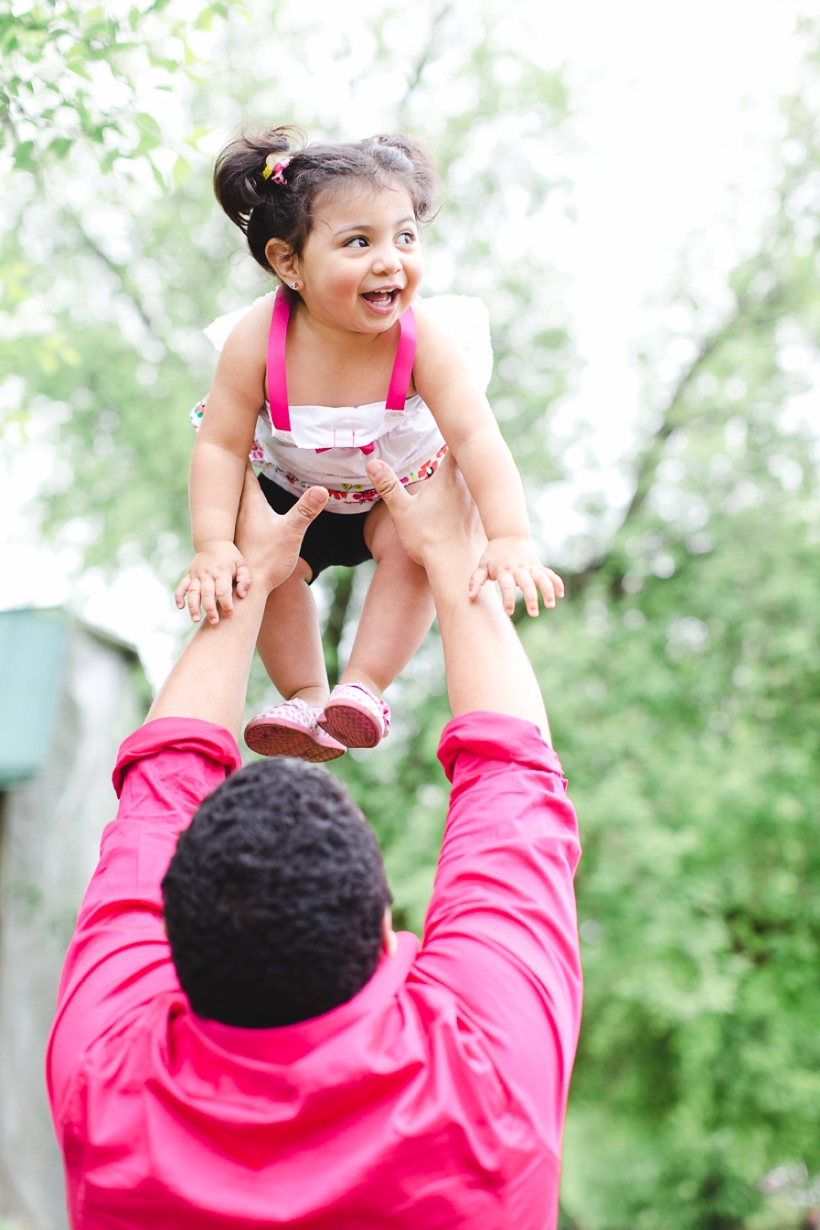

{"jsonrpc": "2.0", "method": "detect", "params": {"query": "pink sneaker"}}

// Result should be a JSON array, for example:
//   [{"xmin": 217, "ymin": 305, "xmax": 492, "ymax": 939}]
[
  {"xmin": 244, "ymin": 698, "xmax": 346, "ymax": 763},
  {"xmin": 318, "ymin": 683, "xmax": 390, "ymax": 749}
]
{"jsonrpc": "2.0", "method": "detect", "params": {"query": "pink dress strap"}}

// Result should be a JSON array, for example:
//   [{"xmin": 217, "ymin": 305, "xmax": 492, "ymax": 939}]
[
  {"xmin": 265, "ymin": 290, "xmax": 417, "ymax": 448},
  {"xmin": 266, "ymin": 290, "xmax": 292, "ymax": 432},
  {"xmin": 385, "ymin": 306, "xmax": 417, "ymax": 411}
]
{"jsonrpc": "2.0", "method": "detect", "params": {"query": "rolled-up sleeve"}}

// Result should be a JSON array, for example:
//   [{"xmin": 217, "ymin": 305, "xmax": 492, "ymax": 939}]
[
  {"xmin": 412, "ymin": 711, "xmax": 583, "ymax": 1151},
  {"xmin": 46, "ymin": 717, "xmax": 241, "ymax": 1132}
]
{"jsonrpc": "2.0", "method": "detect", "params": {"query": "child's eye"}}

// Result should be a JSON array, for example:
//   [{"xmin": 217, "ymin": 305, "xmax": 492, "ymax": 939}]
[
  {"xmin": 345, "ymin": 236, "xmax": 369, "ymax": 248},
  {"xmin": 397, "ymin": 231, "xmax": 416, "ymax": 246}
]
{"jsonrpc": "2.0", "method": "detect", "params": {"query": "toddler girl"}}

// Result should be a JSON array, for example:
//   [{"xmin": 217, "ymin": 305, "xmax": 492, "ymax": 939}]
[{"xmin": 176, "ymin": 128, "xmax": 562, "ymax": 762}]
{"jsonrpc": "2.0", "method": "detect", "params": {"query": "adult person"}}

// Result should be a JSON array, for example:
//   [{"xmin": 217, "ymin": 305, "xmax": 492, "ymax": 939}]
[{"xmin": 47, "ymin": 457, "xmax": 583, "ymax": 1229}]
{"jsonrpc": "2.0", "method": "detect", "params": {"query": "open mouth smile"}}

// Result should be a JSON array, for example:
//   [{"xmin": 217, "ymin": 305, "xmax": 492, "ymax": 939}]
[{"xmin": 361, "ymin": 287, "xmax": 401, "ymax": 308}]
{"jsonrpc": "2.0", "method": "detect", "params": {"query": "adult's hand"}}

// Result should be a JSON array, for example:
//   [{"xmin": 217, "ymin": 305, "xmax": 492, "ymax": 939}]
[
  {"xmin": 366, "ymin": 454, "xmax": 549, "ymax": 740},
  {"xmin": 148, "ymin": 469, "xmax": 327, "ymax": 738},
  {"xmin": 234, "ymin": 465, "xmax": 328, "ymax": 593},
  {"xmin": 365, "ymin": 454, "xmax": 486, "ymax": 571}
]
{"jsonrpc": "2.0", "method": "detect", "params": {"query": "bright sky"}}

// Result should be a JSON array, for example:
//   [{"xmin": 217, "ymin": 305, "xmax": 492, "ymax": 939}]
[
  {"xmin": 0, "ymin": 0, "xmax": 812, "ymax": 686},
  {"xmin": 535, "ymin": 0, "xmax": 810, "ymax": 542}
]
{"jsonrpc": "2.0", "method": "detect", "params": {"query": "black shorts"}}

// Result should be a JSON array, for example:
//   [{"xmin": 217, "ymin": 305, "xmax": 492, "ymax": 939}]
[{"xmin": 257, "ymin": 472, "xmax": 374, "ymax": 582}]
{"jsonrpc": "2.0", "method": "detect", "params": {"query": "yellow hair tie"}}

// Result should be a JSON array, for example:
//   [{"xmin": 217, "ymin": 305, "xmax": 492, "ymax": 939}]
[{"xmin": 262, "ymin": 153, "xmax": 291, "ymax": 184}]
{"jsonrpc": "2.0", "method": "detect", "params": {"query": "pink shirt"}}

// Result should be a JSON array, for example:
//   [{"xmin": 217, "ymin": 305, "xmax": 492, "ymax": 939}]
[{"xmin": 47, "ymin": 711, "xmax": 582, "ymax": 1229}]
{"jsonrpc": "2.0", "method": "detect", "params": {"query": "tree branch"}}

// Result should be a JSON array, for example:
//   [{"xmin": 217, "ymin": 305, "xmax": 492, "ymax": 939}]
[
  {"xmin": 396, "ymin": 4, "xmax": 452, "ymax": 129},
  {"xmin": 510, "ymin": 293, "xmax": 777, "ymax": 622},
  {"xmin": 71, "ymin": 213, "xmax": 155, "ymax": 333},
  {"xmin": 559, "ymin": 305, "xmax": 744, "ymax": 603}
]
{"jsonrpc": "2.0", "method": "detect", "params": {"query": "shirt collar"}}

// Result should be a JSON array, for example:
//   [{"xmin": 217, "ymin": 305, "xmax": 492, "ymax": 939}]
[{"xmin": 190, "ymin": 931, "xmax": 419, "ymax": 1064}]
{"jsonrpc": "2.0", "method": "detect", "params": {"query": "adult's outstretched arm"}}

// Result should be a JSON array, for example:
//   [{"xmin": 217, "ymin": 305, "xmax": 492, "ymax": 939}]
[
  {"xmin": 149, "ymin": 471, "xmax": 327, "ymax": 740},
  {"xmin": 368, "ymin": 456, "xmax": 582, "ymax": 1204},
  {"xmin": 367, "ymin": 456, "xmax": 552, "ymax": 740}
]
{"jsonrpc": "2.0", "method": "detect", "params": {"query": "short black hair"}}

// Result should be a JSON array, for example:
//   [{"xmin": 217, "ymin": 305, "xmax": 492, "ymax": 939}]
[{"xmin": 161, "ymin": 758, "xmax": 391, "ymax": 1028}]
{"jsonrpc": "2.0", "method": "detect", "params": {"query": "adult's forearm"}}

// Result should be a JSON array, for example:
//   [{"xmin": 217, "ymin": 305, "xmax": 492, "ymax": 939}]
[
  {"xmin": 190, "ymin": 439, "xmax": 247, "ymax": 548},
  {"xmin": 148, "ymin": 582, "xmax": 268, "ymax": 740},
  {"xmin": 427, "ymin": 556, "xmax": 550, "ymax": 742}
]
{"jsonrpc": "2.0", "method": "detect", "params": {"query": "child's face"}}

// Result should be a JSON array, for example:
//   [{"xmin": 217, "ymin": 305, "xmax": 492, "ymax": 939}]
[{"xmin": 295, "ymin": 182, "xmax": 424, "ymax": 334}]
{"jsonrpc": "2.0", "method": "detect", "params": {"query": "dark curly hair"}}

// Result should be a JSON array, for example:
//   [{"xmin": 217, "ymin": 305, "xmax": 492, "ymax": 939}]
[
  {"xmin": 161, "ymin": 757, "xmax": 391, "ymax": 1028},
  {"xmin": 213, "ymin": 124, "xmax": 437, "ymax": 274}
]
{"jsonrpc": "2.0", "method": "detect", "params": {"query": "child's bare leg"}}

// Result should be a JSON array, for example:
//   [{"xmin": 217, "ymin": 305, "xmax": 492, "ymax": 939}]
[
  {"xmin": 340, "ymin": 499, "xmax": 436, "ymax": 698},
  {"xmin": 256, "ymin": 558, "xmax": 329, "ymax": 709}
]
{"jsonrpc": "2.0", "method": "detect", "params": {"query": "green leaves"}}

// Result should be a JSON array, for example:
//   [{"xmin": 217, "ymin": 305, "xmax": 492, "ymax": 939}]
[
  {"xmin": 544, "ymin": 48, "xmax": 820, "ymax": 1227},
  {"xmin": 48, "ymin": 136, "xmax": 73, "ymax": 159},
  {"xmin": 12, "ymin": 139, "xmax": 35, "ymax": 169},
  {"xmin": 134, "ymin": 111, "xmax": 162, "ymax": 154},
  {"xmin": 0, "ymin": 0, "xmax": 223, "ymax": 175}
]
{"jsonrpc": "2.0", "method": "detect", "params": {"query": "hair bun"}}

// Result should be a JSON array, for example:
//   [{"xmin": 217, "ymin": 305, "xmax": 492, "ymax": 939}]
[{"xmin": 213, "ymin": 126, "xmax": 303, "ymax": 230}]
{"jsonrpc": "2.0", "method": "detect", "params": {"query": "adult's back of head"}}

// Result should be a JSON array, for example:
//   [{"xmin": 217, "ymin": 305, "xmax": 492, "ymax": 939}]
[{"xmin": 161, "ymin": 758, "xmax": 391, "ymax": 1028}]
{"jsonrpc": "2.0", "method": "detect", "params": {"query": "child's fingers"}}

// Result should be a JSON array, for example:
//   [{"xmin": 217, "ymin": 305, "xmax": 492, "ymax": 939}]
[
  {"xmin": 497, "ymin": 570, "xmax": 518, "ymax": 616},
  {"xmin": 235, "ymin": 564, "xmax": 252, "ymax": 599},
  {"xmin": 215, "ymin": 573, "xmax": 234, "ymax": 617},
  {"xmin": 531, "ymin": 566, "xmax": 556, "ymax": 612},
  {"xmin": 516, "ymin": 568, "xmax": 542, "ymax": 617},
  {"xmin": 187, "ymin": 579, "xmax": 202, "ymax": 623},
  {"xmin": 175, "ymin": 575, "xmax": 191, "ymax": 609},
  {"xmin": 468, "ymin": 564, "xmax": 489, "ymax": 600},
  {"xmin": 546, "ymin": 568, "xmax": 565, "ymax": 599},
  {"xmin": 200, "ymin": 577, "xmax": 219, "ymax": 626}
]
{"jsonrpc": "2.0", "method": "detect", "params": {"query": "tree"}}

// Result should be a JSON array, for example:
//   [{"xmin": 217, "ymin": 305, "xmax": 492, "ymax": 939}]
[
  {"xmin": 547, "ymin": 28, "xmax": 820, "ymax": 1229},
  {"xmin": 0, "ymin": 0, "xmax": 234, "ymax": 596},
  {"xmin": 0, "ymin": 0, "xmax": 228, "ymax": 174}
]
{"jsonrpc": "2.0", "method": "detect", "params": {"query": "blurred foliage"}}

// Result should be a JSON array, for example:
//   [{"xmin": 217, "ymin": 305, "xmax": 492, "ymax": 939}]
[
  {"xmin": 549, "ymin": 37, "xmax": 820, "ymax": 1229},
  {"xmin": 4, "ymin": 3, "xmax": 820, "ymax": 1229},
  {"xmin": 0, "ymin": 0, "xmax": 228, "ymax": 177}
]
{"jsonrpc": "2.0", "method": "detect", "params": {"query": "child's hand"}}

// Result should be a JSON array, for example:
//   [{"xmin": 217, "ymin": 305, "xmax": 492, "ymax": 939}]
[
  {"xmin": 175, "ymin": 542, "xmax": 252, "ymax": 625},
  {"xmin": 469, "ymin": 537, "xmax": 564, "ymax": 617}
]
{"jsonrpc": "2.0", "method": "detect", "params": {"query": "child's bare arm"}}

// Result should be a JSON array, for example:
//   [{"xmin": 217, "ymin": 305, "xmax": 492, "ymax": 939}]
[
  {"xmin": 412, "ymin": 306, "xmax": 563, "ymax": 617},
  {"xmin": 176, "ymin": 305, "xmax": 270, "ymax": 625}
]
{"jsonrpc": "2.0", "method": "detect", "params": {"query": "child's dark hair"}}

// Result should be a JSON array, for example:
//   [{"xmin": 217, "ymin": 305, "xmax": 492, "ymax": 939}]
[{"xmin": 213, "ymin": 125, "xmax": 436, "ymax": 274}]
